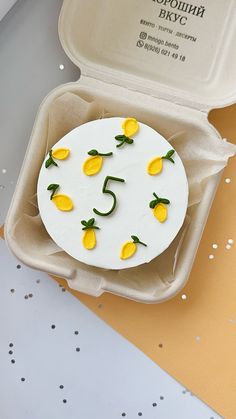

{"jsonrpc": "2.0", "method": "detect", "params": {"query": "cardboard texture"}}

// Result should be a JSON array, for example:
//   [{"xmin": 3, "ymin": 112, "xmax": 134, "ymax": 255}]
[{"xmin": 50, "ymin": 107, "xmax": 236, "ymax": 418}]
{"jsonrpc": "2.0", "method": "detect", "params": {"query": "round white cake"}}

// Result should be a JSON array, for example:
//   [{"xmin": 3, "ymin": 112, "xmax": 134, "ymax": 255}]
[{"xmin": 37, "ymin": 117, "xmax": 188, "ymax": 270}]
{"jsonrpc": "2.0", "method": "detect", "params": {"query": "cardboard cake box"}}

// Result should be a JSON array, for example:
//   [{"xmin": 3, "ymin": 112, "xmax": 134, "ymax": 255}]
[{"xmin": 4, "ymin": 0, "xmax": 236, "ymax": 303}]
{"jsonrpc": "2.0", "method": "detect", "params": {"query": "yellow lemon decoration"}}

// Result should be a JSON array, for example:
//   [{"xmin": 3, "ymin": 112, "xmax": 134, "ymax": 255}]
[
  {"xmin": 47, "ymin": 184, "xmax": 73, "ymax": 212},
  {"xmin": 115, "ymin": 118, "xmax": 139, "ymax": 148},
  {"xmin": 52, "ymin": 195, "xmax": 73, "ymax": 211},
  {"xmin": 153, "ymin": 203, "xmax": 168, "ymax": 223},
  {"xmin": 120, "ymin": 235, "xmax": 147, "ymax": 260},
  {"xmin": 149, "ymin": 192, "xmax": 170, "ymax": 223},
  {"xmin": 83, "ymin": 149, "xmax": 113, "ymax": 176},
  {"xmin": 147, "ymin": 149, "xmax": 175, "ymax": 175},
  {"xmin": 52, "ymin": 148, "xmax": 70, "ymax": 160},
  {"xmin": 81, "ymin": 218, "xmax": 100, "ymax": 250},
  {"xmin": 122, "ymin": 118, "xmax": 139, "ymax": 137},
  {"xmin": 45, "ymin": 148, "xmax": 70, "ymax": 168}
]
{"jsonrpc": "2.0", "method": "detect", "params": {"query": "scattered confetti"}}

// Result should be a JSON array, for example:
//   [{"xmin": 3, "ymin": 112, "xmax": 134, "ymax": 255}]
[
  {"xmin": 212, "ymin": 244, "xmax": 218, "ymax": 249},
  {"xmin": 181, "ymin": 294, "xmax": 187, "ymax": 300},
  {"xmin": 208, "ymin": 254, "xmax": 214, "ymax": 260},
  {"xmin": 228, "ymin": 239, "xmax": 234, "ymax": 245},
  {"xmin": 226, "ymin": 244, "xmax": 231, "ymax": 250},
  {"xmin": 225, "ymin": 178, "xmax": 231, "ymax": 184},
  {"xmin": 59, "ymin": 64, "xmax": 64, "ymax": 70}
]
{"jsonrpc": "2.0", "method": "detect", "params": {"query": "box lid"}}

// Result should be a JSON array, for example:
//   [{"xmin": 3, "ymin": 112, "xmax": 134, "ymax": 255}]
[{"xmin": 59, "ymin": 0, "xmax": 236, "ymax": 111}]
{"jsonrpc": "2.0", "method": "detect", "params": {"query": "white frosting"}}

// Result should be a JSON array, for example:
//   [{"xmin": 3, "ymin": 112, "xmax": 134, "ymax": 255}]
[{"xmin": 37, "ymin": 118, "xmax": 188, "ymax": 270}]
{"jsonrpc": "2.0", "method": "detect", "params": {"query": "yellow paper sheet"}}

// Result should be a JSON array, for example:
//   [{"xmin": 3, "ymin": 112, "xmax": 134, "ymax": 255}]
[{"xmin": 1, "ymin": 104, "xmax": 236, "ymax": 419}]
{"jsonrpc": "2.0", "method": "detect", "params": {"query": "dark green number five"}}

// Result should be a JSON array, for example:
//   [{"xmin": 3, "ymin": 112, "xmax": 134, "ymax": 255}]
[{"xmin": 93, "ymin": 176, "xmax": 125, "ymax": 216}]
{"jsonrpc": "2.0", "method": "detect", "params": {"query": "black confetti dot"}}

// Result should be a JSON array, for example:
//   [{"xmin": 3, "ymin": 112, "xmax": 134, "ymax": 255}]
[
  {"xmin": 24, "ymin": 295, "xmax": 28, "ymax": 300},
  {"xmin": 36, "ymin": 279, "xmax": 40, "ymax": 284},
  {"xmin": 158, "ymin": 343, "xmax": 163, "ymax": 348},
  {"xmin": 11, "ymin": 359, "xmax": 15, "ymax": 364},
  {"xmin": 152, "ymin": 402, "xmax": 157, "ymax": 407},
  {"xmin": 59, "ymin": 385, "xmax": 64, "ymax": 389},
  {"xmin": 160, "ymin": 396, "xmax": 164, "ymax": 400},
  {"xmin": 29, "ymin": 293, "xmax": 33, "ymax": 298},
  {"xmin": 21, "ymin": 378, "xmax": 25, "ymax": 382},
  {"xmin": 98, "ymin": 304, "xmax": 103, "ymax": 309},
  {"xmin": 10, "ymin": 289, "xmax": 15, "ymax": 293},
  {"xmin": 9, "ymin": 343, "xmax": 13, "ymax": 347},
  {"xmin": 8, "ymin": 350, "xmax": 13, "ymax": 355},
  {"xmin": 138, "ymin": 413, "xmax": 142, "ymax": 416},
  {"xmin": 63, "ymin": 399, "xmax": 67, "ymax": 404},
  {"xmin": 51, "ymin": 324, "xmax": 56, "ymax": 329},
  {"xmin": 121, "ymin": 414, "xmax": 126, "ymax": 417},
  {"xmin": 74, "ymin": 330, "xmax": 79, "ymax": 335},
  {"xmin": 62, "ymin": 288, "xmax": 66, "ymax": 292},
  {"xmin": 16, "ymin": 264, "xmax": 21, "ymax": 269},
  {"xmin": 76, "ymin": 347, "xmax": 80, "ymax": 352}
]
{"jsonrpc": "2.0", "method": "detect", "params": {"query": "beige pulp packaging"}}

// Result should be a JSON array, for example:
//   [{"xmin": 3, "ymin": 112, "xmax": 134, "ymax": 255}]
[{"xmin": 5, "ymin": 0, "xmax": 236, "ymax": 302}]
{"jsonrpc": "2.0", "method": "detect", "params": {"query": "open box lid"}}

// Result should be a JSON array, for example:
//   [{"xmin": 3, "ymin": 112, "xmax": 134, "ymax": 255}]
[{"xmin": 59, "ymin": 0, "xmax": 236, "ymax": 112}]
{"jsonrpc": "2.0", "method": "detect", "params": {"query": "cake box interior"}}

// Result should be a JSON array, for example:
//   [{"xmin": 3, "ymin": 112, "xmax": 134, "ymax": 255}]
[{"xmin": 4, "ymin": 0, "xmax": 236, "ymax": 303}]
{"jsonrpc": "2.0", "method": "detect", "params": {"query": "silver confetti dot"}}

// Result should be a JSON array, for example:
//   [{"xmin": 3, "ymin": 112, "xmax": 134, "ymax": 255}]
[
  {"xmin": 225, "ymin": 178, "xmax": 231, "ymax": 184},
  {"xmin": 59, "ymin": 64, "xmax": 64, "ymax": 70},
  {"xmin": 226, "ymin": 244, "xmax": 231, "ymax": 250},
  {"xmin": 2, "ymin": 169, "xmax": 7, "ymax": 174},
  {"xmin": 228, "ymin": 239, "xmax": 234, "ymax": 245},
  {"xmin": 212, "ymin": 244, "xmax": 218, "ymax": 249},
  {"xmin": 181, "ymin": 294, "xmax": 187, "ymax": 300},
  {"xmin": 208, "ymin": 254, "xmax": 214, "ymax": 260}
]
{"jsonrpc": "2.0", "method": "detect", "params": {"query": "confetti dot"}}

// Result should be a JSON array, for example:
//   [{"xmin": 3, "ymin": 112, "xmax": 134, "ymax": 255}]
[
  {"xmin": 208, "ymin": 254, "xmax": 214, "ymax": 260},
  {"xmin": 2, "ymin": 169, "xmax": 7, "ymax": 174},
  {"xmin": 195, "ymin": 336, "xmax": 201, "ymax": 342},
  {"xmin": 9, "ymin": 343, "xmax": 13, "ymax": 348},
  {"xmin": 59, "ymin": 385, "xmax": 64, "ymax": 389},
  {"xmin": 228, "ymin": 239, "xmax": 234, "ymax": 245},
  {"xmin": 61, "ymin": 288, "xmax": 66, "ymax": 292},
  {"xmin": 158, "ymin": 343, "xmax": 163, "ymax": 348},
  {"xmin": 152, "ymin": 402, "xmax": 157, "ymax": 406},
  {"xmin": 29, "ymin": 293, "xmax": 33, "ymax": 298},
  {"xmin": 51, "ymin": 324, "xmax": 56, "ymax": 329},
  {"xmin": 212, "ymin": 244, "xmax": 218, "ymax": 249},
  {"xmin": 10, "ymin": 289, "xmax": 15, "ymax": 293},
  {"xmin": 160, "ymin": 396, "xmax": 164, "ymax": 400},
  {"xmin": 226, "ymin": 244, "xmax": 231, "ymax": 250},
  {"xmin": 36, "ymin": 279, "xmax": 40, "ymax": 284},
  {"xmin": 74, "ymin": 330, "xmax": 79, "ymax": 335},
  {"xmin": 59, "ymin": 64, "xmax": 64, "ymax": 70},
  {"xmin": 24, "ymin": 295, "xmax": 28, "ymax": 300},
  {"xmin": 121, "ymin": 414, "xmax": 126, "ymax": 417},
  {"xmin": 11, "ymin": 359, "xmax": 15, "ymax": 364},
  {"xmin": 225, "ymin": 178, "xmax": 231, "ymax": 184},
  {"xmin": 63, "ymin": 399, "xmax": 67, "ymax": 404},
  {"xmin": 182, "ymin": 390, "xmax": 187, "ymax": 394},
  {"xmin": 21, "ymin": 378, "xmax": 25, "ymax": 382},
  {"xmin": 76, "ymin": 347, "xmax": 80, "ymax": 352},
  {"xmin": 8, "ymin": 350, "xmax": 13, "ymax": 355},
  {"xmin": 138, "ymin": 413, "xmax": 142, "ymax": 416},
  {"xmin": 181, "ymin": 294, "xmax": 187, "ymax": 300},
  {"xmin": 16, "ymin": 264, "xmax": 21, "ymax": 269},
  {"xmin": 98, "ymin": 304, "xmax": 103, "ymax": 309}
]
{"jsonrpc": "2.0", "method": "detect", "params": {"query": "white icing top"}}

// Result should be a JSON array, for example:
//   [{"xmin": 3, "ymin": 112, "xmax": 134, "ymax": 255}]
[{"xmin": 37, "ymin": 118, "xmax": 188, "ymax": 270}]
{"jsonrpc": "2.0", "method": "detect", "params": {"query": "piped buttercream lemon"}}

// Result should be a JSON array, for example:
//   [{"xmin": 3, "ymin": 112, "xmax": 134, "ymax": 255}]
[
  {"xmin": 153, "ymin": 203, "xmax": 168, "ymax": 223},
  {"xmin": 52, "ymin": 148, "xmax": 70, "ymax": 160},
  {"xmin": 147, "ymin": 157, "xmax": 163, "ymax": 175},
  {"xmin": 82, "ymin": 228, "xmax": 96, "ymax": 250},
  {"xmin": 122, "ymin": 118, "xmax": 139, "ymax": 137},
  {"xmin": 52, "ymin": 194, "xmax": 73, "ymax": 211},
  {"xmin": 120, "ymin": 241, "xmax": 137, "ymax": 260},
  {"xmin": 83, "ymin": 155, "xmax": 103, "ymax": 176}
]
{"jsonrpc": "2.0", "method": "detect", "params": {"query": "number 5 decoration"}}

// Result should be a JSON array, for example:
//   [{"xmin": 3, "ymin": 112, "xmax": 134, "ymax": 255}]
[{"xmin": 93, "ymin": 176, "xmax": 125, "ymax": 216}]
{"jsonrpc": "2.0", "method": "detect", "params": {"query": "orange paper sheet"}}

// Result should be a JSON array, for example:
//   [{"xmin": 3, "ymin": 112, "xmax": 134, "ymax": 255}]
[{"xmin": 2, "ymin": 105, "xmax": 236, "ymax": 419}]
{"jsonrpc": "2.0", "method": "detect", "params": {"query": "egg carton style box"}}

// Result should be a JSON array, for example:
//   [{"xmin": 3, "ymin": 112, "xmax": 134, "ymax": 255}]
[{"xmin": 5, "ymin": 0, "xmax": 236, "ymax": 303}]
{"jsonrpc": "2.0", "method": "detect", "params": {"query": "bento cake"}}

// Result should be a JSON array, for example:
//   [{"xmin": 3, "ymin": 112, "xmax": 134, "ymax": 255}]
[{"xmin": 37, "ymin": 117, "xmax": 188, "ymax": 270}]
